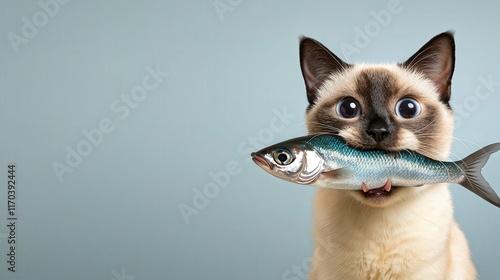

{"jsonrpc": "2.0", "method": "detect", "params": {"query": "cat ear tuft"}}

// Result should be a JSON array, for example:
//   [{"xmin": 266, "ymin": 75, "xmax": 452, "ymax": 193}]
[
  {"xmin": 300, "ymin": 37, "xmax": 350, "ymax": 105},
  {"xmin": 402, "ymin": 31, "xmax": 455, "ymax": 104}
]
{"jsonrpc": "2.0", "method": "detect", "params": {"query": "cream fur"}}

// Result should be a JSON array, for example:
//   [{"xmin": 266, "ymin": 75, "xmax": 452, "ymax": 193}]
[{"xmin": 309, "ymin": 185, "xmax": 476, "ymax": 280}]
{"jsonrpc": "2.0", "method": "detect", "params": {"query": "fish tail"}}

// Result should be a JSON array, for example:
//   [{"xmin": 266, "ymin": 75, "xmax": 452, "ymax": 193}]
[{"xmin": 457, "ymin": 143, "xmax": 500, "ymax": 207}]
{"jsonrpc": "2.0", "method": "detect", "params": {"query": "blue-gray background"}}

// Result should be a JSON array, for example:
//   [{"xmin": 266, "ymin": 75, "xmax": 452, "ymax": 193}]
[{"xmin": 1, "ymin": 1, "xmax": 500, "ymax": 279}]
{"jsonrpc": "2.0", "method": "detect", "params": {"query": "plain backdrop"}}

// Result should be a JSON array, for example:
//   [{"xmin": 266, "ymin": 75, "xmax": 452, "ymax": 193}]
[{"xmin": 1, "ymin": 1, "xmax": 500, "ymax": 279}]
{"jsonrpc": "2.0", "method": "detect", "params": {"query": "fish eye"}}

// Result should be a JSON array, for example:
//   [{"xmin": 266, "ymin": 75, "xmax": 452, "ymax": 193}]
[
  {"xmin": 395, "ymin": 98, "xmax": 421, "ymax": 118},
  {"xmin": 336, "ymin": 98, "xmax": 360, "ymax": 119},
  {"xmin": 273, "ymin": 148, "xmax": 294, "ymax": 165}
]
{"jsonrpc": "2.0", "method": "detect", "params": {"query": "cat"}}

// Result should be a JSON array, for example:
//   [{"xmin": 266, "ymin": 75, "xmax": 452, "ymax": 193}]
[{"xmin": 300, "ymin": 32, "xmax": 477, "ymax": 279}]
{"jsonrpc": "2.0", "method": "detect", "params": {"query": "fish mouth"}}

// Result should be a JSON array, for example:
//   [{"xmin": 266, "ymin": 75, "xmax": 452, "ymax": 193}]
[
  {"xmin": 361, "ymin": 179, "xmax": 394, "ymax": 198},
  {"xmin": 251, "ymin": 153, "xmax": 271, "ymax": 170}
]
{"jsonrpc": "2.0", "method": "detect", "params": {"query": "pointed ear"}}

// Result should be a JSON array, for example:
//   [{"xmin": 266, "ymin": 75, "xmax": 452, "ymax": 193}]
[
  {"xmin": 300, "ymin": 37, "xmax": 350, "ymax": 105},
  {"xmin": 402, "ymin": 31, "xmax": 455, "ymax": 104}
]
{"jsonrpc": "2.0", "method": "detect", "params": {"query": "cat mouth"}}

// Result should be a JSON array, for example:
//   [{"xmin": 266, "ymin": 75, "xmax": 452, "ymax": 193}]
[{"xmin": 361, "ymin": 179, "xmax": 395, "ymax": 198}]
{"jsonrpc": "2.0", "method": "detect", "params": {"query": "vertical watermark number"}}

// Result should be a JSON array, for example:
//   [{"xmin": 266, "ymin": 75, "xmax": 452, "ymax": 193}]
[{"xmin": 6, "ymin": 164, "xmax": 17, "ymax": 272}]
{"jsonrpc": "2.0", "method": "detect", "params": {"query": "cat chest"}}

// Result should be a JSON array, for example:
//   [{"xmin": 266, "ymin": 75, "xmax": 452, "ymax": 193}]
[{"xmin": 317, "ymin": 224, "xmax": 448, "ymax": 279}]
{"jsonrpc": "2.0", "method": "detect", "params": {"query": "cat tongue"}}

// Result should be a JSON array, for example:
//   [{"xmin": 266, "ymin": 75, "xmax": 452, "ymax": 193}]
[{"xmin": 362, "ymin": 179, "xmax": 392, "ymax": 195}]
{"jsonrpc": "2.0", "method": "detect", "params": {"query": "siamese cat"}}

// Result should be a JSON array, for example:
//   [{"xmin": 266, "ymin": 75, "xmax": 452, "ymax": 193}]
[{"xmin": 300, "ymin": 32, "xmax": 477, "ymax": 279}]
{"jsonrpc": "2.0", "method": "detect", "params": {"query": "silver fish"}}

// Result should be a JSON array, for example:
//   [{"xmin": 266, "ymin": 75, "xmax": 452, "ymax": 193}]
[{"xmin": 251, "ymin": 134, "xmax": 500, "ymax": 207}]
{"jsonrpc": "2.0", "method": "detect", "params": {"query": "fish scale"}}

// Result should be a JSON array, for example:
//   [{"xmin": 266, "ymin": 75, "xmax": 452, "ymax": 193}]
[{"xmin": 306, "ymin": 135, "xmax": 464, "ymax": 190}]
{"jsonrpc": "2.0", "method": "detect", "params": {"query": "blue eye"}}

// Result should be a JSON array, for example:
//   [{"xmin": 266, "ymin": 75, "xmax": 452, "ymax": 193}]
[
  {"xmin": 396, "ymin": 98, "xmax": 421, "ymax": 118},
  {"xmin": 273, "ymin": 148, "xmax": 294, "ymax": 165},
  {"xmin": 336, "ymin": 98, "xmax": 360, "ymax": 118}
]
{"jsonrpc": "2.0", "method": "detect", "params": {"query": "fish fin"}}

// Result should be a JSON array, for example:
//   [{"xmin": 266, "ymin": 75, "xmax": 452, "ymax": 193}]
[
  {"xmin": 457, "ymin": 143, "xmax": 500, "ymax": 207},
  {"xmin": 320, "ymin": 168, "xmax": 353, "ymax": 181}
]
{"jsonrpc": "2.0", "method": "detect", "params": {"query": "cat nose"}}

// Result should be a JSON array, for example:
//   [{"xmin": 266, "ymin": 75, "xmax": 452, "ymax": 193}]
[{"xmin": 367, "ymin": 118, "xmax": 389, "ymax": 143}]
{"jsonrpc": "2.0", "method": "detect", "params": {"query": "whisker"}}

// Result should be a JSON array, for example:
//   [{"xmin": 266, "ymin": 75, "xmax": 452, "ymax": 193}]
[{"xmin": 414, "ymin": 117, "xmax": 438, "ymax": 133}]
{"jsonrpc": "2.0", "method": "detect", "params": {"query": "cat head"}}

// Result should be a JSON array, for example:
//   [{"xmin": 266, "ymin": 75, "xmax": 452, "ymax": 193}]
[{"xmin": 301, "ymin": 32, "xmax": 455, "ymax": 207}]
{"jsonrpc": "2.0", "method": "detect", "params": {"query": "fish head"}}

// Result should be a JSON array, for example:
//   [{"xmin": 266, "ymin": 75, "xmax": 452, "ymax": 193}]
[{"xmin": 251, "ymin": 141, "xmax": 324, "ymax": 185}]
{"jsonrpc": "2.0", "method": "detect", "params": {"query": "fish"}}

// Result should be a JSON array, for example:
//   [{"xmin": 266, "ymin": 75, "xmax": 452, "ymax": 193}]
[{"xmin": 251, "ymin": 134, "xmax": 500, "ymax": 207}]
